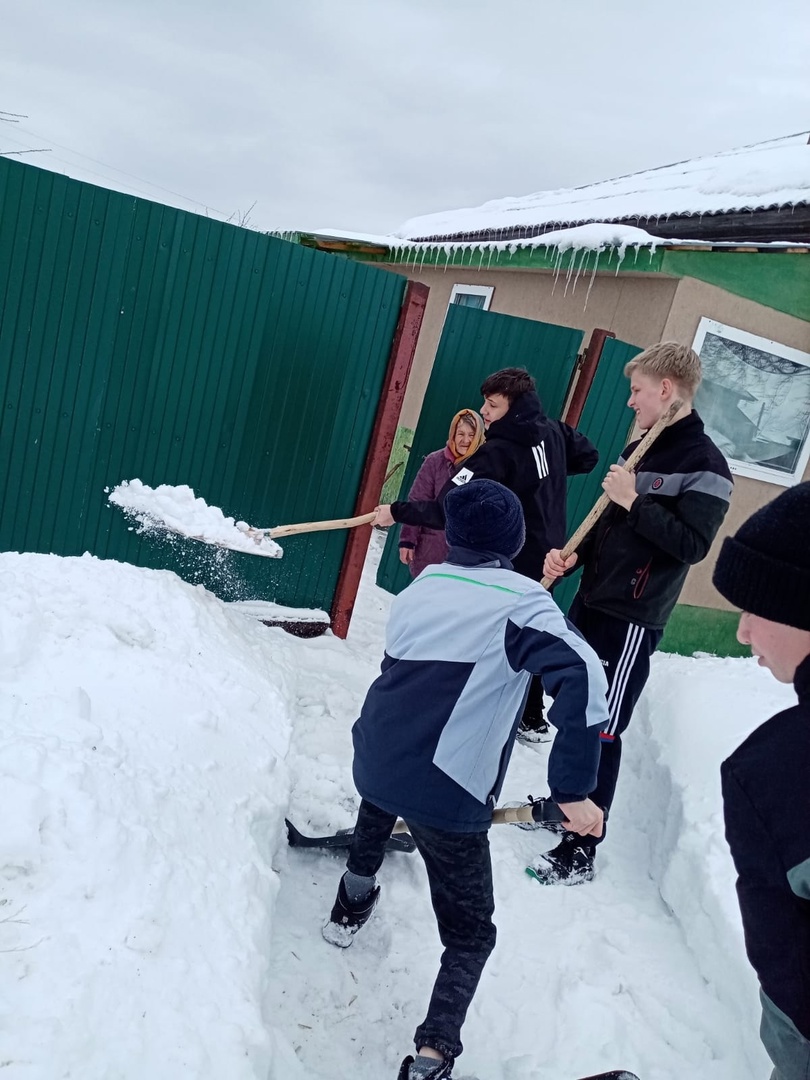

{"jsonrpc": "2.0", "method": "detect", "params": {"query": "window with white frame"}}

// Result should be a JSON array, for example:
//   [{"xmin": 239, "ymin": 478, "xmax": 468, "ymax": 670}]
[
  {"xmin": 448, "ymin": 284, "xmax": 494, "ymax": 310},
  {"xmin": 692, "ymin": 317, "xmax": 810, "ymax": 486}
]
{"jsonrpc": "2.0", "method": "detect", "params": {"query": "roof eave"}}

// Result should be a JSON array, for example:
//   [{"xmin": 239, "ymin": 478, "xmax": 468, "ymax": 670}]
[{"xmin": 402, "ymin": 204, "xmax": 810, "ymax": 247}]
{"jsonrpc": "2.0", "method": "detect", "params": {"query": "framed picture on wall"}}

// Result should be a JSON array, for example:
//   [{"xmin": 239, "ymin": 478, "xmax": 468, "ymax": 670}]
[{"xmin": 692, "ymin": 317, "xmax": 810, "ymax": 486}]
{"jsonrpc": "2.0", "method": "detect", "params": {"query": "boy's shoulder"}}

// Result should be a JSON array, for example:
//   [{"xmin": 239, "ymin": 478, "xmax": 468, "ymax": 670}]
[
  {"xmin": 635, "ymin": 423, "xmax": 732, "ymax": 479},
  {"xmin": 406, "ymin": 563, "xmax": 548, "ymax": 604},
  {"xmin": 679, "ymin": 429, "xmax": 733, "ymax": 481},
  {"xmin": 723, "ymin": 701, "xmax": 810, "ymax": 779}
]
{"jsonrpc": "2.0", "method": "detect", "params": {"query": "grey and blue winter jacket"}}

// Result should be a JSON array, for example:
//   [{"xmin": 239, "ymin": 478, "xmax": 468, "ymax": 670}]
[{"xmin": 352, "ymin": 551, "xmax": 609, "ymax": 832}]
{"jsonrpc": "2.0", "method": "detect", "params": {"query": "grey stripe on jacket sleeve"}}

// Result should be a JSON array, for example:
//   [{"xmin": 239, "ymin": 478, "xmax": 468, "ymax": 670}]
[
  {"xmin": 760, "ymin": 989, "xmax": 810, "ymax": 1080},
  {"xmin": 634, "ymin": 469, "xmax": 733, "ymax": 501},
  {"xmin": 787, "ymin": 855, "xmax": 810, "ymax": 900}
]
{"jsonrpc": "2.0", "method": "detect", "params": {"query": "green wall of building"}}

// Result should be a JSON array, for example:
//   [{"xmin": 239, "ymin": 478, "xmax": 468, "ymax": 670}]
[{"xmin": 297, "ymin": 233, "xmax": 810, "ymax": 323}]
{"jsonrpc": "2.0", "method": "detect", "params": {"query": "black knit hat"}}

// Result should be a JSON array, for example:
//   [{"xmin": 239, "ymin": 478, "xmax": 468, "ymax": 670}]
[
  {"xmin": 444, "ymin": 479, "xmax": 525, "ymax": 559},
  {"xmin": 712, "ymin": 481, "xmax": 810, "ymax": 631}
]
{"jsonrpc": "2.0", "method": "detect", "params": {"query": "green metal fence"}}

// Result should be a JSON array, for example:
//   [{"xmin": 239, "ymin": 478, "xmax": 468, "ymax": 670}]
[
  {"xmin": 376, "ymin": 303, "xmax": 583, "ymax": 593},
  {"xmin": 0, "ymin": 157, "xmax": 407, "ymax": 609}
]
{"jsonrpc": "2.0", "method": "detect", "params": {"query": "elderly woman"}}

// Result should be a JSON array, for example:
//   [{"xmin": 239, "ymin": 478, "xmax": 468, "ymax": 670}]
[{"xmin": 398, "ymin": 409, "xmax": 485, "ymax": 578}]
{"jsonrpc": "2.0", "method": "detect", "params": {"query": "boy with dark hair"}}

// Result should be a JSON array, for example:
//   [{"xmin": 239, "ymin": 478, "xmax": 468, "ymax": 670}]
[
  {"xmin": 326, "ymin": 479, "xmax": 608, "ymax": 1080},
  {"xmin": 713, "ymin": 482, "xmax": 810, "ymax": 1080},
  {"xmin": 540, "ymin": 342, "xmax": 733, "ymax": 884},
  {"xmin": 376, "ymin": 365, "xmax": 599, "ymax": 739},
  {"xmin": 478, "ymin": 366, "xmax": 536, "ymax": 401}
]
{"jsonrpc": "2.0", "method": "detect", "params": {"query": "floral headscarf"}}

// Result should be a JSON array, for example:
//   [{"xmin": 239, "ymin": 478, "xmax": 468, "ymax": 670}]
[{"xmin": 447, "ymin": 409, "xmax": 485, "ymax": 464}]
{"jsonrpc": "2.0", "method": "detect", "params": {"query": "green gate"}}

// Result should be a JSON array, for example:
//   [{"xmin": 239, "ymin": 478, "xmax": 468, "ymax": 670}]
[
  {"xmin": 377, "ymin": 303, "xmax": 583, "ymax": 593},
  {"xmin": 0, "ymin": 157, "xmax": 407, "ymax": 610}
]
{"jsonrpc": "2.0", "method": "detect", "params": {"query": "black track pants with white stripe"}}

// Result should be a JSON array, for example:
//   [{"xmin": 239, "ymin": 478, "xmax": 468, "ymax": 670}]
[{"xmin": 567, "ymin": 595, "xmax": 663, "ymax": 835}]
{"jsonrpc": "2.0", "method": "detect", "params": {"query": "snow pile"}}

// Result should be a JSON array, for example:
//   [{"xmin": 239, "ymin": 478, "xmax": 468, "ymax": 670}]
[
  {"xmin": 108, "ymin": 479, "xmax": 284, "ymax": 559},
  {"xmin": 397, "ymin": 132, "xmax": 810, "ymax": 240},
  {"xmin": 627, "ymin": 654, "xmax": 797, "ymax": 1040},
  {"xmin": 0, "ymin": 530, "xmax": 789, "ymax": 1079},
  {"xmin": 0, "ymin": 552, "xmax": 295, "ymax": 1079}
]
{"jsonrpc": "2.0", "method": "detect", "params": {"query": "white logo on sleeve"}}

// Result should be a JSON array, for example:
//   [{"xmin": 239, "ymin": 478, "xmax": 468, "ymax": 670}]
[
  {"xmin": 452, "ymin": 467, "xmax": 475, "ymax": 486},
  {"xmin": 531, "ymin": 441, "xmax": 549, "ymax": 479}
]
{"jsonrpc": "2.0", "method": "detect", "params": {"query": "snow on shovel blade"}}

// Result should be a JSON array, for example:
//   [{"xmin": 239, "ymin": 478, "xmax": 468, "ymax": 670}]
[
  {"xmin": 285, "ymin": 818, "xmax": 417, "ymax": 854},
  {"xmin": 109, "ymin": 480, "xmax": 377, "ymax": 558},
  {"xmin": 108, "ymin": 480, "xmax": 284, "ymax": 558}
]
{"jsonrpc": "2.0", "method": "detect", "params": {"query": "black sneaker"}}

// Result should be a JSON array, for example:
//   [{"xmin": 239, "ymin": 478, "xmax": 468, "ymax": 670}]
[
  {"xmin": 322, "ymin": 877, "xmax": 380, "ymax": 948},
  {"xmin": 397, "ymin": 1055, "xmax": 454, "ymax": 1079},
  {"xmin": 526, "ymin": 833, "xmax": 595, "ymax": 885},
  {"xmin": 516, "ymin": 716, "xmax": 552, "ymax": 744}
]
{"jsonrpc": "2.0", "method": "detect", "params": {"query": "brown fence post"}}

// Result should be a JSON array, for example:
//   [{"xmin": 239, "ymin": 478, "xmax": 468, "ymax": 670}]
[
  {"xmin": 330, "ymin": 280, "xmax": 430, "ymax": 639},
  {"xmin": 562, "ymin": 328, "xmax": 615, "ymax": 427}
]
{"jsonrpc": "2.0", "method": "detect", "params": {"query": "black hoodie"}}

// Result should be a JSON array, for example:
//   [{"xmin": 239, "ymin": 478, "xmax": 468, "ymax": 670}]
[
  {"xmin": 722, "ymin": 654, "xmax": 810, "ymax": 1071},
  {"xmin": 391, "ymin": 391, "xmax": 598, "ymax": 582}
]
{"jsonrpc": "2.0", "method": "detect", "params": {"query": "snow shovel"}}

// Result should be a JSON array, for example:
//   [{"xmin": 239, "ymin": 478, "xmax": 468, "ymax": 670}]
[
  {"xmin": 285, "ymin": 797, "xmax": 607, "ymax": 854},
  {"xmin": 158, "ymin": 511, "xmax": 378, "ymax": 557},
  {"xmin": 189, "ymin": 511, "xmax": 379, "ymax": 557},
  {"xmin": 540, "ymin": 399, "xmax": 683, "ymax": 588},
  {"xmin": 242, "ymin": 511, "xmax": 377, "ymax": 543}
]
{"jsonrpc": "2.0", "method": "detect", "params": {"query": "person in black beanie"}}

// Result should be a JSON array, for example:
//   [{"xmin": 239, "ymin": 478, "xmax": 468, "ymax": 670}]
[
  {"xmin": 321, "ymin": 479, "xmax": 609, "ymax": 1080},
  {"xmin": 713, "ymin": 481, "xmax": 810, "ymax": 1080},
  {"xmin": 373, "ymin": 366, "xmax": 599, "ymax": 742}
]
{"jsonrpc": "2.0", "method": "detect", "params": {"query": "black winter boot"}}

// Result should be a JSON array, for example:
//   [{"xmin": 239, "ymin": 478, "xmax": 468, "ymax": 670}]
[
  {"xmin": 322, "ymin": 876, "xmax": 380, "ymax": 948},
  {"xmin": 397, "ymin": 1054, "xmax": 454, "ymax": 1079},
  {"xmin": 516, "ymin": 715, "xmax": 551, "ymax": 744},
  {"xmin": 526, "ymin": 832, "xmax": 596, "ymax": 885}
]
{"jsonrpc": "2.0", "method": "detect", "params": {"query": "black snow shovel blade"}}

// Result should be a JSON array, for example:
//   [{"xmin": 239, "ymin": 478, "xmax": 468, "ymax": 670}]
[
  {"xmin": 285, "ymin": 818, "xmax": 417, "ymax": 853},
  {"xmin": 576, "ymin": 1072, "xmax": 641, "ymax": 1080}
]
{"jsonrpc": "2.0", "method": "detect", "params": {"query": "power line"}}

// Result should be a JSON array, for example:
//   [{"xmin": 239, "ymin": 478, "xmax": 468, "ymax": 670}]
[
  {"xmin": 0, "ymin": 148, "xmax": 52, "ymax": 156},
  {"xmin": 13, "ymin": 124, "xmax": 229, "ymax": 217}
]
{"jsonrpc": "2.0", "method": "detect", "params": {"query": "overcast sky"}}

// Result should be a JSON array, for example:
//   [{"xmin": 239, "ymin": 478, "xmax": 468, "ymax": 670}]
[{"xmin": 3, "ymin": 0, "xmax": 809, "ymax": 236}]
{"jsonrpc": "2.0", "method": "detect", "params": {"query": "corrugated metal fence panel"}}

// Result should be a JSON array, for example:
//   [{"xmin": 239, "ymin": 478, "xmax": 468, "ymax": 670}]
[
  {"xmin": 0, "ymin": 157, "xmax": 406, "ymax": 609},
  {"xmin": 552, "ymin": 335, "xmax": 641, "ymax": 613},
  {"xmin": 376, "ymin": 303, "xmax": 583, "ymax": 593}
]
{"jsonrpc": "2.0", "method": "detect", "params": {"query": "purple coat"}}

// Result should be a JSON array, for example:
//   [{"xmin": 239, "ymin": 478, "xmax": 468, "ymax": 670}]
[{"xmin": 398, "ymin": 448, "xmax": 455, "ymax": 577}]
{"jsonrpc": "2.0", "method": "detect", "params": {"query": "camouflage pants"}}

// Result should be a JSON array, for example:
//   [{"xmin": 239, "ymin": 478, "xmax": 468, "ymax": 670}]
[{"xmin": 347, "ymin": 798, "xmax": 497, "ymax": 1061}]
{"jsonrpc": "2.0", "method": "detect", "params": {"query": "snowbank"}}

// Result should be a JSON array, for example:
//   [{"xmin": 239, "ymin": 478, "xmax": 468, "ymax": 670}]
[
  {"xmin": 0, "ymin": 536, "xmax": 794, "ymax": 1079},
  {"xmin": 0, "ymin": 552, "xmax": 294, "ymax": 1079},
  {"xmin": 624, "ymin": 652, "xmax": 796, "ymax": 1073}
]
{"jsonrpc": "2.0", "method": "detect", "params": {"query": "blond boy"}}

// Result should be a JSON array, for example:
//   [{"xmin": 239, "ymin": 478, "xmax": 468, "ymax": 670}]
[{"xmin": 536, "ymin": 342, "xmax": 733, "ymax": 884}]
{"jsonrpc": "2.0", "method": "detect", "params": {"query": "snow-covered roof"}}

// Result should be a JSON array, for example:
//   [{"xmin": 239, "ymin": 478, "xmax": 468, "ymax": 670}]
[{"xmin": 396, "ymin": 132, "xmax": 810, "ymax": 241}]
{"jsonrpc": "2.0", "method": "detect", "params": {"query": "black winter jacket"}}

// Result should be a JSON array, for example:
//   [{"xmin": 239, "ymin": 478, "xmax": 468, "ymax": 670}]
[
  {"xmin": 722, "ymin": 655, "xmax": 810, "ymax": 1071},
  {"xmin": 575, "ymin": 411, "xmax": 733, "ymax": 629},
  {"xmin": 391, "ymin": 392, "xmax": 598, "ymax": 582}
]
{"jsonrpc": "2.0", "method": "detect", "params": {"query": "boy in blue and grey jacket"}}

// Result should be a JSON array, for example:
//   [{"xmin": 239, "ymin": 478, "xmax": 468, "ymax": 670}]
[{"xmin": 322, "ymin": 479, "xmax": 608, "ymax": 1080}]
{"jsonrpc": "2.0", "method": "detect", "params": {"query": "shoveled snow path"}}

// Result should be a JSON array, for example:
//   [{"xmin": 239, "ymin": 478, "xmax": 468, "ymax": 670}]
[{"xmin": 265, "ymin": 535, "xmax": 765, "ymax": 1080}]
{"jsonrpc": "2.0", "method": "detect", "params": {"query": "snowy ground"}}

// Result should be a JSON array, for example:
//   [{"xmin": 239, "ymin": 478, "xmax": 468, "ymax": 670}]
[{"xmin": 1, "ymin": 530, "xmax": 792, "ymax": 1080}]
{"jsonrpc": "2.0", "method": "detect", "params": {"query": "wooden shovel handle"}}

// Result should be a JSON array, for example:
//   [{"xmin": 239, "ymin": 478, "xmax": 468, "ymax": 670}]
[
  {"xmin": 389, "ymin": 808, "xmax": 542, "ymax": 833},
  {"xmin": 263, "ymin": 511, "xmax": 377, "ymax": 540},
  {"xmin": 388, "ymin": 799, "xmax": 603, "ymax": 833},
  {"xmin": 540, "ymin": 399, "xmax": 683, "ymax": 589}
]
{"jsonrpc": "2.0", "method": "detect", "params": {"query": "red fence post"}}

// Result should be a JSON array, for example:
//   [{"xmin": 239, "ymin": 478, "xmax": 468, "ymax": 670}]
[
  {"xmin": 330, "ymin": 280, "xmax": 430, "ymax": 639},
  {"xmin": 562, "ymin": 328, "xmax": 615, "ymax": 428}
]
